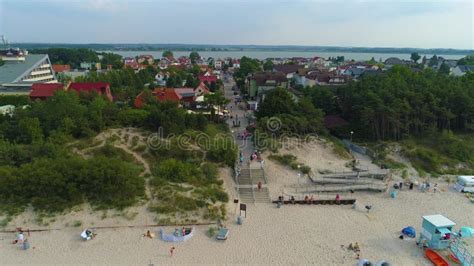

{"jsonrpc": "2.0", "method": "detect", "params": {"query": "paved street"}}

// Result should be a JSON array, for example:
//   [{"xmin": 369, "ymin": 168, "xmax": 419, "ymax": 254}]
[{"xmin": 222, "ymin": 74, "xmax": 258, "ymax": 168}]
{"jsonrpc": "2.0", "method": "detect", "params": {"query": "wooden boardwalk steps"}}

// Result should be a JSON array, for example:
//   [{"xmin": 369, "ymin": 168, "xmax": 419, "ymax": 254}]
[
  {"xmin": 272, "ymin": 199, "xmax": 356, "ymax": 205},
  {"xmin": 236, "ymin": 168, "xmax": 270, "ymax": 203}
]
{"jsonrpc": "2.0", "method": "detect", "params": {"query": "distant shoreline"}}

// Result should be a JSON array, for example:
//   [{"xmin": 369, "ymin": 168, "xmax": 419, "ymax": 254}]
[{"xmin": 13, "ymin": 43, "xmax": 473, "ymax": 55}]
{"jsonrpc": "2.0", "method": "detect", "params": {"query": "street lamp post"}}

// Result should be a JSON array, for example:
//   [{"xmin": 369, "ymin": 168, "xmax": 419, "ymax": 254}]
[
  {"xmin": 350, "ymin": 131, "xmax": 354, "ymax": 142},
  {"xmin": 296, "ymin": 164, "xmax": 301, "ymax": 193}
]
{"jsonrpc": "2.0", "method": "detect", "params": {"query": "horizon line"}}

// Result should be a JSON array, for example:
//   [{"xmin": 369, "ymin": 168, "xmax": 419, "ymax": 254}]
[{"xmin": 8, "ymin": 42, "xmax": 474, "ymax": 52}]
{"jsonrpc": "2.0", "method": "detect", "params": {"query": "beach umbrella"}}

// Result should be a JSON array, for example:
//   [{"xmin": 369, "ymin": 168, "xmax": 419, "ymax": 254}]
[
  {"xmin": 460, "ymin": 227, "xmax": 474, "ymax": 238},
  {"xmin": 401, "ymin": 226, "xmax": 416, "ymax": 238}
]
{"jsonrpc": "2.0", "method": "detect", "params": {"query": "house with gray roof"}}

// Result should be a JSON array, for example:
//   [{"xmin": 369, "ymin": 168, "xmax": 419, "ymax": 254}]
[
  {"xmin": 0, "ymin": 53, "xmax": 57, "ymax": 94},
  {"xmin": 452, "ymin": 65, "xmax": 474, "ymax": 77}
]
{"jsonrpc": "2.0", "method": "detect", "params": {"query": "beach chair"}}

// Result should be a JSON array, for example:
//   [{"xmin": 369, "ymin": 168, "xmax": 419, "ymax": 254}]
[{"xmin": 216, "ymin": 228, "xmax": 229, "ymax": 240}]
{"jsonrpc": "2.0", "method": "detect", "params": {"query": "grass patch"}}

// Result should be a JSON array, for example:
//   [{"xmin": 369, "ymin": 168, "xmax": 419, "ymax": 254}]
[
  {"xmin": 400, "ymin": 131, "xmax": 474, "ymax": 175},
  {"xmin": 72, "ymin": 220, "xmax": 82, "ymax": 227},
  {"xmin": 268, "ymin": 154, "xmax": 312, "ymax": 174},
  {"xmin": 327, "ymin": 136, "xmax": 352, "ymax": 159},
  {"xmin": 0, "ymin": 216, "xmax": 12, "ymax": 227}
]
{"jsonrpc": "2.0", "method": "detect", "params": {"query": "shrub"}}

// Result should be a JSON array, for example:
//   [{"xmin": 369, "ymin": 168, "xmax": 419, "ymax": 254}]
[{"xmin": 72, "ymin": 220, "xmax": 82, "ymax": 227}]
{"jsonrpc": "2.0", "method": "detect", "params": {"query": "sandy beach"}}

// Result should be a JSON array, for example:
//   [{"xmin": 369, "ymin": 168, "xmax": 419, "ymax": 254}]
[
  {"xmin": 1, "ymin": 188, "xmax": 473, "ymax": 265},
  {"xmin": 1, "ymin": 141, "xmax": 473, "ymax": 265}
]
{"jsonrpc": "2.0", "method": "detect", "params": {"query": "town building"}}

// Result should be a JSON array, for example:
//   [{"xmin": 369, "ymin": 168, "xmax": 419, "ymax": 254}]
[
  {"xmin": 29, "ymin": 83, "xmax": 65, "ymax": 101},
  {"xmin": 273, "ymin": 64, "xmax": 304, "ymax": 79},
  {"xmin": 80, "ymin": 62, "xmax": 101, "ymax": 70},
  {"xmin": 0, "ymin": 48, "xmax": 57, "ymax": 94},
  {"xmin": 68, "ymin": 82, "xmax": 113, "ymax": 101},
  {"xmin": 247, "ymin": 71, "xmax": 287, "ymax": 100},
  {"xmin": 214, "ymin": 59, "xmax": 223, "ymax": 69},
  {"xmin": 452, "ymin": 65, "xmax": 474, "ymax": 76},
  {"xmin": 134, "ymin": 88, "xmax": 184, "ymax": 108},
  {"xmin": 194, "ymin": 82, "xmax": 211, "ymax": 96},
  {"xmin": 52, "ymin": 64, "xmax": 71, "ymax": 73},
  {"xmin": 137, "ymin": 55, "xmax": 154, "ymax": 65}
]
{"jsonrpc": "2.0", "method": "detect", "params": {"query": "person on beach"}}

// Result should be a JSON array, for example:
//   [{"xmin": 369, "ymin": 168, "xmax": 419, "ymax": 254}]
[
  {"xmin": 143, "ymin": 230, "xmax": 154, "ymax": 239},
  {"xmin": 13, "ymin": 230, "xmax": 25, "ymax": 244},
  {"xmin": 257, "ymin": 181, "xmax": 262, "ymax": 191},
  {"xmin": 335, "ymin": 194, "xmax": 341, "ymax": 203},
  {"xmin": 170, "ymin": 246, "xmax": 176, "ymax": 257},
  {"xmin": 182, "ymin": 227, "xmax": 186, "ymax": 236}
]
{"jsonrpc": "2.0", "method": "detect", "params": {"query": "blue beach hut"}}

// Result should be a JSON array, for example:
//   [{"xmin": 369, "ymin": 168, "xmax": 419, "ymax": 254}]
[{"xmin": 419, "ymin": 214, "xmax": 455, "ymax": 250}]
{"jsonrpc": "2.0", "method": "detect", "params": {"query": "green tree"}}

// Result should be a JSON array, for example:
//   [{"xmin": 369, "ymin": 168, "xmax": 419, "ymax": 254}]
[
  {"xmin": 428, "ymin": 55, "xmax": 439, "ymax": 67},
  {"xmin": 100, "ymin": 52, "xmax": 123, "ymax": 69},
  {"xmin": 256, "ymin": 88, "xmax": 297, "ymax": 118},
  {"xmin": 204, "ymin": 91, "xmax": 230, "ymax": 122},
  {"xmin": 458, "ymin": 55, "xmax": 474, "ymax": 65},
  {"xmin": 190, "ymin": 51, "xmax": 200, "ymax": 64},
  {"xmin": 263, "ymin": 60, "xmax": 274, "ymax": 71},
  {"xmin": 18, "ymin": 117, "xmax": 43, "ymax": 144},
  {"xmin": 439, "ymin": 62, "xmax": 451, "ymax": 75},
  {"xmin": 162, "ymin": 50, "xmax": 174, "ymax": 59},
  {"xmin": 411, "ymin": 52, "xmax": 421, "ymax": 63}
]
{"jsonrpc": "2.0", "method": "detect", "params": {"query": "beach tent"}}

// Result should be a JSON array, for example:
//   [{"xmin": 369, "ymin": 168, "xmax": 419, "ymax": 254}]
[
  {"xmin": 460, "ymin": 227, "xmax": 474, "ymax": 238},
  {"xmin": 401, "ymin": 226, "xmax": 416, "ymax": 238}
]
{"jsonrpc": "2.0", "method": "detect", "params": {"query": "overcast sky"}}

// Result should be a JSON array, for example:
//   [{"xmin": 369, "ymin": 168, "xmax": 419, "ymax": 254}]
[{"xmin": 0, "ymin": 0, "xmax": 473, "ymax": 49}]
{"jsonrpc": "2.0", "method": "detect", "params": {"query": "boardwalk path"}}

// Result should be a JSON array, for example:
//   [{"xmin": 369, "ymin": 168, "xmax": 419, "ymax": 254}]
[{"xmin": 222, "ymin": 74, "xmax": 269, "ymax": 203}]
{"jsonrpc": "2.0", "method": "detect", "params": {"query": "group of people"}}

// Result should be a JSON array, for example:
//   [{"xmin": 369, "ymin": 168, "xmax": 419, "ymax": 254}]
[
  {"xmin": 419, "ymin": 182, "xmax": 438, "ymax": 193},
  {"xmin": 348, "ymin": 242, "xmax": 361, "ymax": 259},
  {"xmin": 394, "ymin": 181, "xmax": 439, "ymax": 193},
  {"xmin": 12, "ymin": 228, "xmax": 30, "ymax": 250},
  {"xmin": 81, "ymin": 229, "xmax": 96, "ymax": 241},
  {"xmin": 173, "ymin": 227, "xmax": 189, "ymax": 237},
  {"xmin": 303, "ymin": 195, "xmax": 315, "ymax": 204}
]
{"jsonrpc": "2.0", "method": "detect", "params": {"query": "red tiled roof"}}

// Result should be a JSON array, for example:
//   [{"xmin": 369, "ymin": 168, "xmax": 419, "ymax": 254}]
[
  {"xmin": 67, "ymin": 82, "xmax": 113, "ymax": 101},
  {"xmin": 52, "ymin": 64, "xmax": 71, "ymax": 73},
  {"xmin": 154, "ymin": 88, "xmax": 182, "ymax": 102},
  {"xmin": 194, "ymin": 82, "xmax": 210, "ymax": 95},
  {"xmin": 198, "ymin": 75, "xmax": 217, "ymax": 83},
  {"xmin": 124, "ymin": 61, "xmax": 140, "ymax": 69},
  {"xmin": 30, "ymin": 83, "xmax": 64, "ymax": 99}
]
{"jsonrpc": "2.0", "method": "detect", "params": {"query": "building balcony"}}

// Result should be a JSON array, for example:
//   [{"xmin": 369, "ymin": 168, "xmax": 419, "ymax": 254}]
[
  {"xmin": 23, "ymin": 75, "xmax": 55, "ymax": 82},
  {"xmin": 30, "ymin": 69, "xmax": 53, "ymax": 76}
]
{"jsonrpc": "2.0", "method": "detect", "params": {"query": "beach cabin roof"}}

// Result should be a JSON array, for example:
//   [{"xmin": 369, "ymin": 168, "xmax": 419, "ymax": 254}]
[{"xmin": 423, "ymin": 215, "xmax": 456, "ymax": 228}]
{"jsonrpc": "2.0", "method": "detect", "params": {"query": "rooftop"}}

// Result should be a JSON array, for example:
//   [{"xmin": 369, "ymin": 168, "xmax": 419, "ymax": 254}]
[
  {"xmin": 0, "ymin": 54, "xmax": 49, "ymax": 84},
  {"xmin": 423, "ymin": 214, "xmax": 456, "ymax": 228}
]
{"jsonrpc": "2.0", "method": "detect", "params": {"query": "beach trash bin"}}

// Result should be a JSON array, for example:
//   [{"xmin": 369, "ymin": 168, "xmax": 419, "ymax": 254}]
[
  {"xmin": 237, "ymin": 216, "xmax": 243, "ymax": 225},
  {"xmin": 22, "ymin": 240, "xmax": 30, "ymax": 250}
]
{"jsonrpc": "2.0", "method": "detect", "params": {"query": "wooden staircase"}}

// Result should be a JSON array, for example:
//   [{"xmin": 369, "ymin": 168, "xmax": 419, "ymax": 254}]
[{"xmin": 236, "ymin": 168, "xmax": 270, "ymax": 203}]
